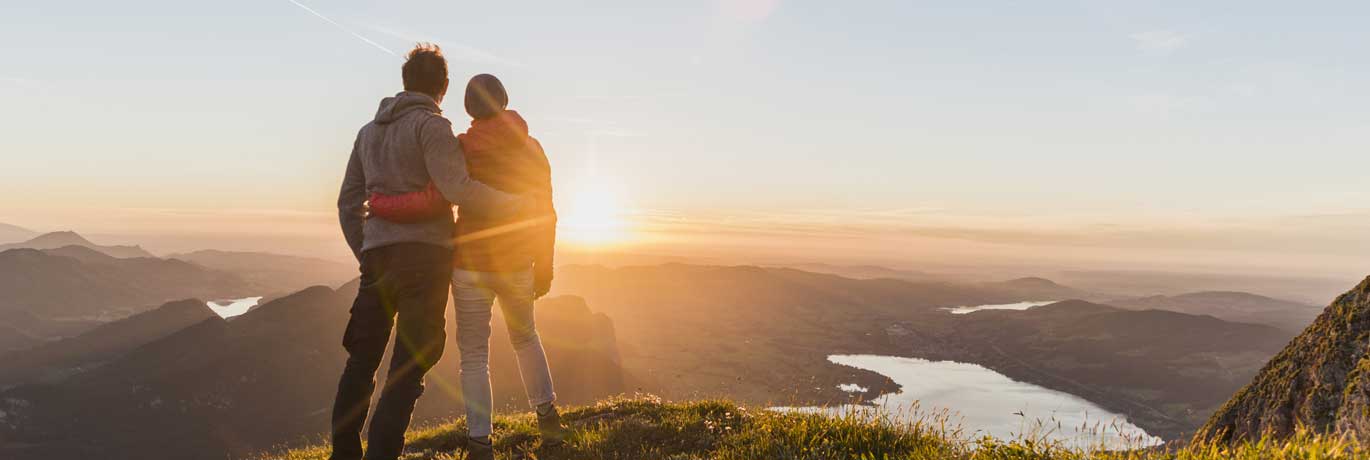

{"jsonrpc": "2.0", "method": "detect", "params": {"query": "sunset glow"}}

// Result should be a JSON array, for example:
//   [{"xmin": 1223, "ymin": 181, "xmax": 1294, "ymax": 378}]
[{"xmin": 558, "ymin": 180, "xmax": 632, "ymax": 247}]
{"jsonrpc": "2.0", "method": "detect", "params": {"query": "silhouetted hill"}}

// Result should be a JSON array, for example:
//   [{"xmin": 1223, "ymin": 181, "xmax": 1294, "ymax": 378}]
[
  {"xmin": 0, "ymin": 222, "xmax": 38, "ymax": 244},
  {"xmin": 167, "ymin": 249, "xmax": 356, "ymax": 294},
  {"xmin": 0, "ymin": 284, "xmax": 626, "ymax": 460},
  {"xmin": 996, "ymin": 276, "xmax": 1059, "ymax": 287},
  {"xmin": 983, "ymin": 276, "xmax": 1096, "ymax": 300},
  {"xmin": 0, "ymin": 299, "xmax": 216, "ymax": 388},
  {"xmin": 1112, "ymin": 291, "xmax": 1321, "ymax": 333},
  {"xmin": 908, "ymin": 299, "xmax": 1290, "ymax": 438},
  {"xmin": 0, "ymin": 231, "xmax": 155, "ymax": 258},
  {"xmin": 1197, "ymin": 276, "xmax": 1370, "ymax": 444}
]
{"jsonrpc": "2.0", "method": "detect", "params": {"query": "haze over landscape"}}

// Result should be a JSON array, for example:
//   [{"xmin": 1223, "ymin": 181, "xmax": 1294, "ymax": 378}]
[{"xmin": 3, "ymin": 1, "xmax": 1370, "ymax": 460}]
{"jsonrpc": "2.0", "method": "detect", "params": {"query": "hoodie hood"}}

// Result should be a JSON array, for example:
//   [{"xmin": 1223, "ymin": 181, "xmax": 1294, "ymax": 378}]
[
  {"xmin": 373, "ymin": 91, "xmax": 441, "ymax": 125},
  {"xmin": 458, "ymin": 110, "xmax": 531, "ymax": 152}
]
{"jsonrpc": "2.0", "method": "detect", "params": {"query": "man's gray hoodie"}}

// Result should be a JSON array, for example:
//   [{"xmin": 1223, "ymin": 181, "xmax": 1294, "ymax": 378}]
[{"xmin": 338, "ymin": 91, "xmax": 518, "ymax": 260}]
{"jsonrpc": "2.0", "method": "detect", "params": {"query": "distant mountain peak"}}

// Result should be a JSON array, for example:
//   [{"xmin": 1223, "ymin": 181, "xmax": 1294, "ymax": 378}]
[
  {"xmin": 1003, "ymin": 277, "xmax": 1063, "ymax": 287},
  {"xmin": 0, "ymin": 230, "xmax": 155, "ymax": 259},
  {"xmin": 1044, "ymin": 298, "xmax": 1099, "ymax": 307},
  {"xmin": 984, "ymin": 276, "xmax": 1090, "ymax": 301},
  {"xmin": 0, "ymin": 221, "xmax": 39, "ymax": 245},
  {"xmin": 27, "ymin": 230, "xmax": 94, "ymax": 246}
]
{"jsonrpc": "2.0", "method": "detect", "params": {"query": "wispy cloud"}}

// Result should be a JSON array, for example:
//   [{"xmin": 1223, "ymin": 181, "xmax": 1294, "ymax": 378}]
[
  {"xmin": 283, "ymin": 0, "xmax": 397, "ymax": 57},
  {"xmin": 363, "ymin": 24, "xmax": 525, "ymax": 68},
  {"xmin": 1130, "ymin": 30, "xmax": 1188, "ymax": 55}
]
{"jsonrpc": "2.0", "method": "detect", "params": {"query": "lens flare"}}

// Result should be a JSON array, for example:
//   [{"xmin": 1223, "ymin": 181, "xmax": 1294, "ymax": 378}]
[{"xmin": 559, "ymin": 181, "xmax": 631, "ymax": 247}]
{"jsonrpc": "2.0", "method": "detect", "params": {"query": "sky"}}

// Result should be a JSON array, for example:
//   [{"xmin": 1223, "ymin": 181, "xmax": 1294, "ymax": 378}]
[{"xmin": 1, "ymin": 0, "xmax": 1368, "ymax": 277}]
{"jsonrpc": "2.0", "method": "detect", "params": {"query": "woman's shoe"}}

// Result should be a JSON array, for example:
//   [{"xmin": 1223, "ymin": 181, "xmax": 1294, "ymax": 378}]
[
  {"xmin": 537, "ymin": 404, "xmax": 568, "ymax": 446},
  {"xmin": 463, "ymin": 436, "xmax": 494, "ymax": 460}
]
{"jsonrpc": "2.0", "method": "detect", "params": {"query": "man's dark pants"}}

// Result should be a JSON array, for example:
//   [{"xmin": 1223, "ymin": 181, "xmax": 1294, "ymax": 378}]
[{"xmin": 330, "ymin": 243, "xmax": 452, "ymax": 460}]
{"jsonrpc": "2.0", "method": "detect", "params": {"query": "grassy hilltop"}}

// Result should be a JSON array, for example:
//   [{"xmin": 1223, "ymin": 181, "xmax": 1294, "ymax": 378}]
[{"xmin": 261, "ymin": 396, "xmax": 1365, "ymax": 460}]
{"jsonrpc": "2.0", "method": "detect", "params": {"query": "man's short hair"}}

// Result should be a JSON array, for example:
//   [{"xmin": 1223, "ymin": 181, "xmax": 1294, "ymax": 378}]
[{"xmin": 402, "ymin": 43, "xmax": 447, "ymax": 98}]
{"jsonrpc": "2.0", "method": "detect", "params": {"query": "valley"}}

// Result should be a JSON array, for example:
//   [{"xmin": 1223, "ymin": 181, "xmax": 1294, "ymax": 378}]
[
  {"xmin": 0, "ymin": 232, "xmax": 1336, "ymax": 459},
  {"xmin": 550, "ymin": 264, "xmax": 1299, "ymax": 440}
]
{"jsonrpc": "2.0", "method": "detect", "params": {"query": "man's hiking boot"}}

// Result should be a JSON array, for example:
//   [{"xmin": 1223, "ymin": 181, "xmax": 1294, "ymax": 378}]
[
  {"xmin": 537, "ymin": 403, "xmax": 568, "ymax": 446},
  {"xmin": 463, "ymin": 436, "xmax": 494, "ymax": 460}
]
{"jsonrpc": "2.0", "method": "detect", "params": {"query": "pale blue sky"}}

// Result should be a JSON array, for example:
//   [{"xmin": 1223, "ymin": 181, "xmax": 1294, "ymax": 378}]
[{"xmin": 1, "ymin": 1, "xmax": 1367, "ymax": 273}]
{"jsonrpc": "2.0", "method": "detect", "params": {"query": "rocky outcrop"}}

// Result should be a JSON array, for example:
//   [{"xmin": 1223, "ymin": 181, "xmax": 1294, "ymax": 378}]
[{"xmin": 1196, "ymin": 276, "xmax": 1370, "ymax": 443}]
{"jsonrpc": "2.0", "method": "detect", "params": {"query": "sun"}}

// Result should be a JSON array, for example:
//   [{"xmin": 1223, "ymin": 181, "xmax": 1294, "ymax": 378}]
[{"xmin": 558, "ymin": 181, "xmax": 631, "ymax": 247}]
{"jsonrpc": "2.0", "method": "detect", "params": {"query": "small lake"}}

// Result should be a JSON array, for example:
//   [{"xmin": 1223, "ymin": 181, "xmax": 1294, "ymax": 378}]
[
  {"xmin": 945, "ymin": 300, "xmax": 1056, "ymax": 315},
  {"xmin": 207, "ymin": 297, "xmax": 263, "ymax": 319},
  {"xmin": 782, "ymin": 354, "xmax": 1161, "ymax": 450}
]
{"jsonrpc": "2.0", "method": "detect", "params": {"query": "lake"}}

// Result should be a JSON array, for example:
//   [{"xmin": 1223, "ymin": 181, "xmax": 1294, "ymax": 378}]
[
  {"xmin": 206, "ymin": 296, "xmax": 263, "ymax": 319},
  {"xmin": 784, "ymin": 354, "xmax": 1161, "ymax": 450},
  {"xmin": 945, "ymin": 300, "xmax": 1057, "ymax": 315}
]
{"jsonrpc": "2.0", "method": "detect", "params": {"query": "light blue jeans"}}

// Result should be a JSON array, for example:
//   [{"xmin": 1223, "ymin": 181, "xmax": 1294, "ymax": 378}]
[{"xmin": 452, "ymin": 269, "xmax": 557, "ymax": 438}]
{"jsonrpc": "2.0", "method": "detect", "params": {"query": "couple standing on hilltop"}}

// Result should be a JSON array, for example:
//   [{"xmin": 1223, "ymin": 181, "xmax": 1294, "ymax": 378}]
[{"xmin": 332, "ymin": 44, "xmax": 563, "ymax": 460}]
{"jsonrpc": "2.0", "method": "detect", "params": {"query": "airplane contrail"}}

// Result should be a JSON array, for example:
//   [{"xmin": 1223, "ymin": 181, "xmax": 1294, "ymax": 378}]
[{"xmin": 284, "ymin": 0, "xmax": 397, "ymax": 57}]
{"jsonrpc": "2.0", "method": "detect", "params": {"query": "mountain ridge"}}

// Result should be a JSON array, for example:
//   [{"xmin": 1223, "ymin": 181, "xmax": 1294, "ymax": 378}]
[
  {"xmin": 0, "ymin": 231, "xmax": 156, "ymax": 259},
  {"xmin": 0, "ymin": 222, "xmax": 38, "ymax": 244},
  {"xmin": 1112, "ymin": 291, "xmax": 1320, "ymax": 332}
]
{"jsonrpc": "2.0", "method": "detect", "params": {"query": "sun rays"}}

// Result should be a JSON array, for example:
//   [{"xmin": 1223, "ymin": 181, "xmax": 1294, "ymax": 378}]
[{"xmin": 558, "ymin": 179, "xmax": 632, "ymax": 248}]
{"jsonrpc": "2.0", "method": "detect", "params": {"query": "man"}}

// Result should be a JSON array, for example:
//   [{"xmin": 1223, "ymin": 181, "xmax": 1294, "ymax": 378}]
[{"xmin": 331, "ymin": 44, "xmax": 523, "ymax": 460}]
